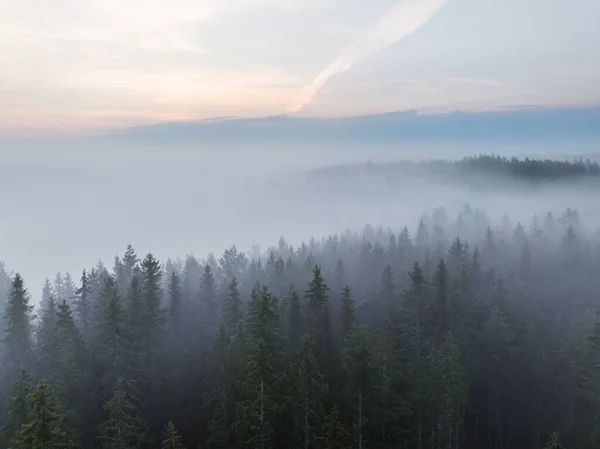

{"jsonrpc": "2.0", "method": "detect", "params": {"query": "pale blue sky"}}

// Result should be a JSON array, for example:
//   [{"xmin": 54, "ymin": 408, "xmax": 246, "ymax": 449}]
[{"xmin": 1, "ymin": 0, "xmax": 599, "ymax": 134}]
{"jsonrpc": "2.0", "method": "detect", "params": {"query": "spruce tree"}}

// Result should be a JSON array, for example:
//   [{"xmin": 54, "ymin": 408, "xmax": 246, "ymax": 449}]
[
  {"xmin": 74, "ymin": 270, "xmax": 92, "ymax": 343},
  {"xmin": 168, "ymin": 272, "xmax": 182, "ymax": 334},
  {"xmin": 544, "ymin": 432, "xmax": 565, "ymax": 449},
  {"xmin": 340, "ymin": 285, "xmax": 355, "ymax": 341},
  {"xmin": 162, "ymin": 421, "xmax": 186, "ymax": 449},
  {"xmin": 288, "ymin": 334, "xmax": 329, "ymax": 449},
  {"xmin": 285, "ymin": 285, "xmax": 303, "ymax": 358},
  {"xmin": 343, "ymin": 325, "xmax": 375, "ymax": 449},
  {"xmin": 97, "ymin": 380, "xmax": 145, "ymax": 449},
  {"xmin": 93, "ymin": 276, "xmax": 129, "ymax": 395},
  {"xmin": 426, "ymin": 333, "xmax": 466, "ymax": 449},
  {"xmin": 37, "ymin": 295, "xmax": 58, "ymax": 350},
  {"xmin": 222, "ymin": 277, "xmax": 243, "ymax": 331},
  {"xmin": 2, "ymin": 274, "xmax": 34, "ymax": 387},
  {"xmin": 14, "ymin": 380, "xmax": 76, "ymax": 449},
  {"xmin": 1, "ymin": 368, "xmax": 33, "ymax": 445},
  {"xmin": 201, "ymin": 264, "xmax": 218, "ymax": 336},
  {"xmin": 321, "ymin": 406, "xmax": 352, "ymax": 449},
  {"xmin": 40, "ymin": 300, "xmax": 87, "ymax": 429},
  {"xmin": 305, "ymin": 266, "xmax": 335, "ymax": 381},
  {"xmin": 235, "ymin": 340, "xmax": 279, "ymax": 449}
]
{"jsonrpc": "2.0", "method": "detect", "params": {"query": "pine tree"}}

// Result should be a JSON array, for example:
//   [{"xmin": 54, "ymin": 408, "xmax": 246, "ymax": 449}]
[
  {"xmin": 97, "ymin": 380, "xmax": 146, "ymax": 449},
  {"xmin": 288, "ymin": 334, "xmax": 329, "ymax": 449},
  {"xmin": 162, "ymin": 421, "xmax": 186, "ymax": 449},
  {"xmin": 14, "ymin": 379, "xmax": 76, "ymax": 449}
]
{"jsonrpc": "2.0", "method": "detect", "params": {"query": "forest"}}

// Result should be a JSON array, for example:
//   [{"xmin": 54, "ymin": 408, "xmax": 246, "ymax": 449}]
[
  {"xmin": 2, "ymin": 158, "xmax": 600, "ymax": 449},
  {"xmin": 312, "ymin": 155, "xmax": 600, "ymax": 184}
]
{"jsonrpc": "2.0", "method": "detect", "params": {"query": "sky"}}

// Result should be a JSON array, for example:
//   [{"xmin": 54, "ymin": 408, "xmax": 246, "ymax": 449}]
[{"xmin": 1, "ymin": 0, "xmax": 600, "ymax": 134}]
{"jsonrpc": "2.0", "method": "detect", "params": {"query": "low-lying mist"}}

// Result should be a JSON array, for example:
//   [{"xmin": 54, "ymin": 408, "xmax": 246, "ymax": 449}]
[{"xmin": 1, "ymin": 141, "xmax": 599, "ymax": 298}]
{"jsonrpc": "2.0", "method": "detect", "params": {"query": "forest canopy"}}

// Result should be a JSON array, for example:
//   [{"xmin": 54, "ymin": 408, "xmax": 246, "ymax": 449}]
[{"xmin": 1, "ymin": 160, "xmax": 600, "ymax": 449}]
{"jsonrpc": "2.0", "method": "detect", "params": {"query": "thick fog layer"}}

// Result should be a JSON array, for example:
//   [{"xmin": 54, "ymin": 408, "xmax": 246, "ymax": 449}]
[{"xmin": 1, "ymin": 142, "xmax": 600, "ymax": 299}]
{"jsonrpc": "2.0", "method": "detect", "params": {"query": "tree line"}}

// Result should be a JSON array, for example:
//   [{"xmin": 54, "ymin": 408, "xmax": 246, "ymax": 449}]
[
  {"xmin": 312, "ymin": 154, "xmax": 600, "ymax": 182},
  {"xmin": 1, "ymin": 204, "xmax": 599, "ymax": 449}
]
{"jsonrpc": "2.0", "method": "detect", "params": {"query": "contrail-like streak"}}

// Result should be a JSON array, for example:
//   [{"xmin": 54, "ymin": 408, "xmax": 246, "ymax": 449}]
[{"xmin": 288, "ymin": 0, "xmax": 449, "ymax": 113}]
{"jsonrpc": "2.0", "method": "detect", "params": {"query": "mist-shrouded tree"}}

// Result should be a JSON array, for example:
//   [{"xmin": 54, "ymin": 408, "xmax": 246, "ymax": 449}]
[
  {"xmin": 285, "ymin": 285, "xmax": 303, "ymax": 358},
  {"xmin": 93, "ymin": 276, "xmax": 130, "ymax": 397},
  {"xmin": 340, "ymin": 285, "xmax": 355, "ymax": 342},
  {"xmin": 343, "ymin": 325, "xmax": 375, "ymax": 449},
  {"xmin": 13, "ymin": 379, "xmax": 76, "ymax": 449},
  {"xmin": 426, "ymin": 333, "xmax": 467, "ymax": 449},
  {"xmin": 305, "ymin": 266, "xmax": 336, "ymax": 382},
  {"xmin": 162, "ymin": 421, "xmax": 186, "ymax": 449},
  {"xmin": 2, "ymin": 274, "xmax": 34, "ymax": 389},
  {"xmin": 74, "ymin": 269, "xmax": 92, "ymax": 343},
  {"xmin": 1, "ymin": 368, "xmax": 33, "ymax": 446},
  {"xmin": 222, "ymin": 277, "xmax": 243, "ymax": 331},
  {"xmin": 287, "ymin": 334, "xmax": 329, "ymax": 449},
  {"xmin": 97, "ymin": 380, "xmax": 146, "ymax": 449},
  {"xmin": 40, "ymin": 300, "xmax": 88, "ymax": 431},
  {"xmin": 321, "ymin": 406, "xmax": 352, "ymax": 449},
  {"xmin": 201, "ymin": 264, "xmax": 218, "ymax": 336},
  {"xmin": 167, "ymin": 271, "xmax": 182, "ymax": 335}
]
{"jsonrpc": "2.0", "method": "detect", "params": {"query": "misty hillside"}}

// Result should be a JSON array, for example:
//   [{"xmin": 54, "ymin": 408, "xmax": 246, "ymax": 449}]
[{"xmin": 92, "ymin": 105, "xmax": 600, "ymax": 147}]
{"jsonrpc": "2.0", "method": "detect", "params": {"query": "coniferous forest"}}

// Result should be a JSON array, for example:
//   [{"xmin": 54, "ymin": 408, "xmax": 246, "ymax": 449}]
[{"xmin": 2, "ymin": 159, "xmax": 600, "ymax": 449}]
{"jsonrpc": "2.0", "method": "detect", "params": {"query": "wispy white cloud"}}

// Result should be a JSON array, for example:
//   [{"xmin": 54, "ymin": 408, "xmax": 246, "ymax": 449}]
[{"xmin": 287, "ymin": 0, "xmax": 449, "ymax": 113}]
